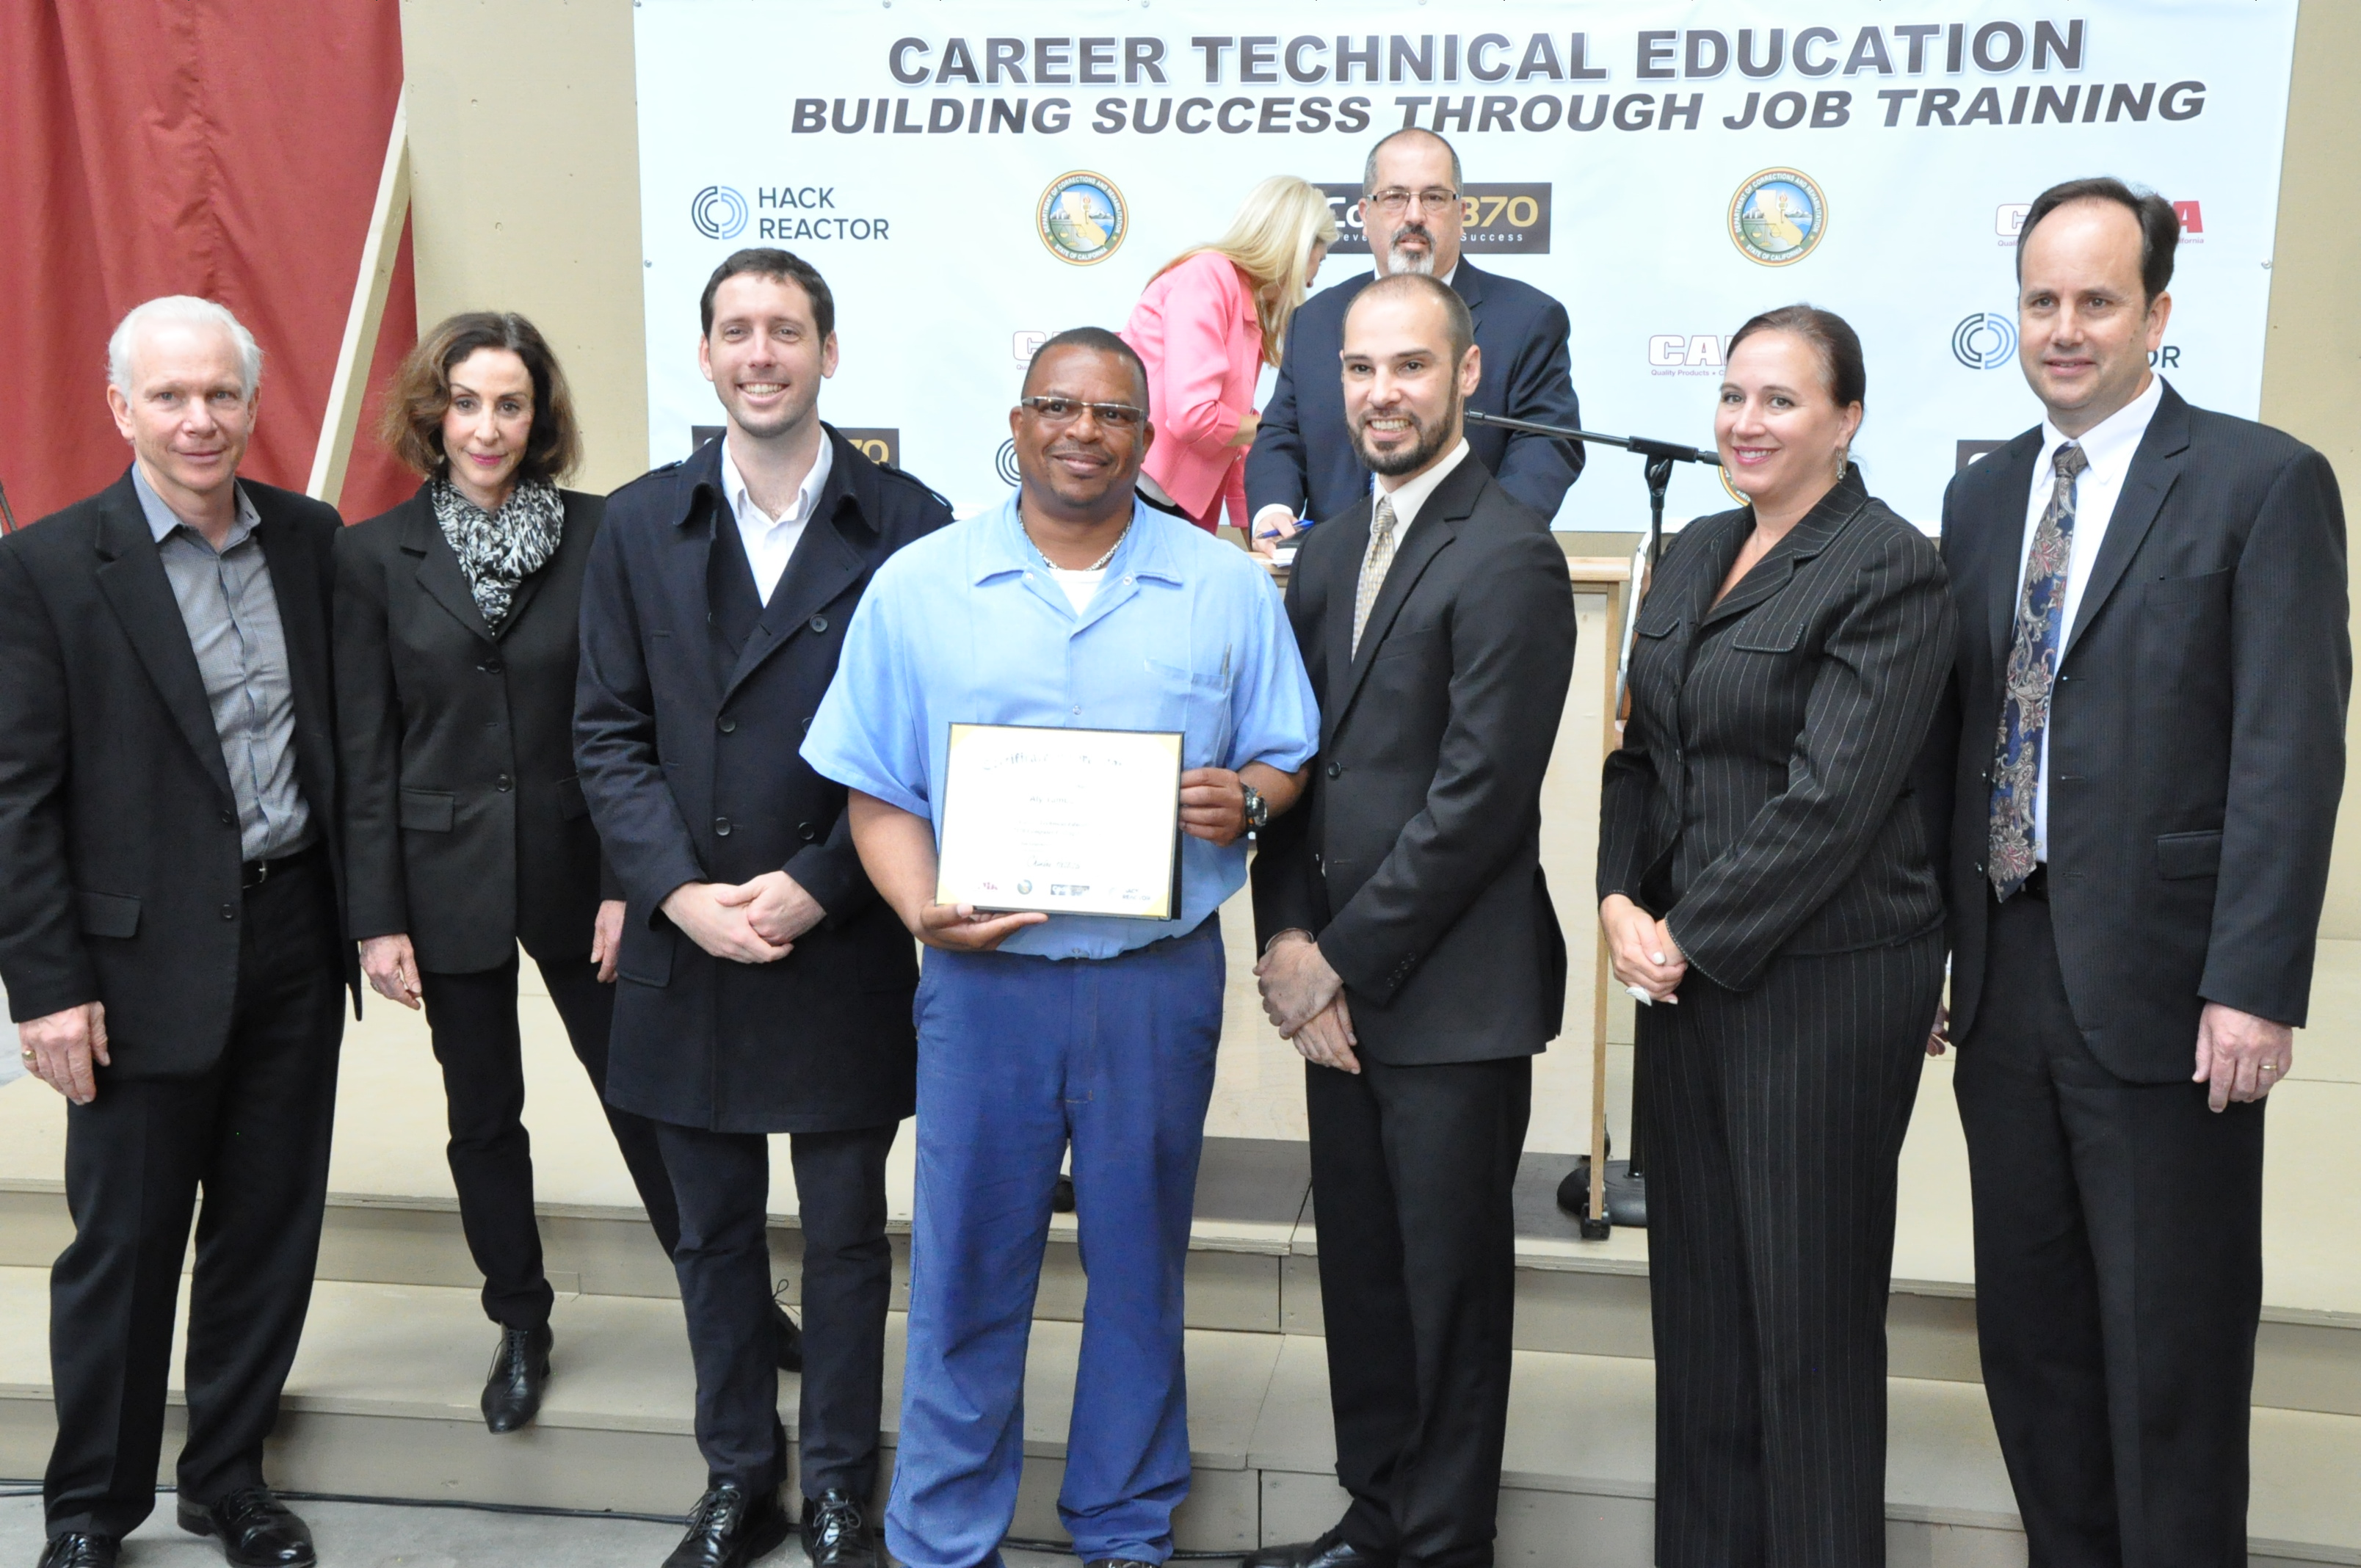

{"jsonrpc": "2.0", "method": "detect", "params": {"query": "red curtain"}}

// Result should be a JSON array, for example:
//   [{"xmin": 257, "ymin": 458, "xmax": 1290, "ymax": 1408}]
[{"xmin": 0, "ymin": 0, "xmax": 418, "ymax": 529}]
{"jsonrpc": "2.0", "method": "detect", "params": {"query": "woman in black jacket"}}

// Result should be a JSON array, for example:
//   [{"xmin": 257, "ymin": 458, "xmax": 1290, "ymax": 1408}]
[
  {"xmin": 335, "ymin": 313, "xmax": 791, "ymax": 1432},
  {"xmin": 1596, "ymin": 305, "xmax": 1955, "ymax": 1568}
]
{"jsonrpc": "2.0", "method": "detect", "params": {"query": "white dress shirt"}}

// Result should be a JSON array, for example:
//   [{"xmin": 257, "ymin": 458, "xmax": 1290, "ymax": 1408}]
[
  {"xmin": 1371, "ymin": 438, "xmax": 1471, "ymax": 544},
  {"xmin": 719, "ymin": 432, "xmax": 833, "ymax": 605},
  {"xmin": 2011, "ymin": 371, "xmax": 2166, "ymax": 859}
]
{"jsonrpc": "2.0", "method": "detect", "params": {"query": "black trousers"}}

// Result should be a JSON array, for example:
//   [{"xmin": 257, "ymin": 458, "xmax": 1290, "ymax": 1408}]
[
  {"xmin": 1956, "ymin": 891, "xmax": 2264, "ymax": 1568},
  {"xmin": 44, "ymin": 852, "xmax": 344, "ymax": 1541},
  {"xmin": 1305, "ymin": 1053, "xmax": 1531, "ymax": 1568},
  {"xmin": 654, "ymin": 1118, "xmax": 897, "ymax": 1501},
  {"xmin": 1639, "ymin": 934, "xmax": 1941, "ymax": 1568},
  {"xmin": 418, "ymin": 952, "xmax": 680, "ymax": 1326}
]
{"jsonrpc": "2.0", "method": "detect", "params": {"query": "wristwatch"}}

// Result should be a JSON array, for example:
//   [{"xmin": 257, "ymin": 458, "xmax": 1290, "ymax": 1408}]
[{"xmin": 1241, "ymin": 782, "xmax": 1270, "ymax": 832}]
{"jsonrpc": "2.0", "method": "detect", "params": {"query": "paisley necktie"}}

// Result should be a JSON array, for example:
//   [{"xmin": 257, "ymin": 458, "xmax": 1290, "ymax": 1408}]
[{"xmin": 1988, "ymin": 440, "xmax": 2089, "ymax": 899}]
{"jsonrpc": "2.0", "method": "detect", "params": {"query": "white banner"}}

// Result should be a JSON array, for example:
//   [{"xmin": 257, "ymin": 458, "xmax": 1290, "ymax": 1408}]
[{"xmin": 634, "ymin": 1, "xmax": 2298, "ymax": 530}]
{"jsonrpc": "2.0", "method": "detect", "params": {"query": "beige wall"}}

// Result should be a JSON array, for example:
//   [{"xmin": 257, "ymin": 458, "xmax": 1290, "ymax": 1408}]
[
  {"xmin": 2261, "ymin": 1, "xmax": 2361, "ymax": 938},
  {"xmin": 400, "ymin": 0, "xmax": 648, "ymax": 493},
  {"xmin": 398, "ymin": 0, "xmax": 2361, "ymax": 933}
]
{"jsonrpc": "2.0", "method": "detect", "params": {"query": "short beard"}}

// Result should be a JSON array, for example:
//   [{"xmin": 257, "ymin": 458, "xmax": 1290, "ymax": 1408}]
[
  {"xmin": 1353, "ymin": 396, "xmax": 1459, "ymax": 476},
  {"xmin": 1383, "ymin": 223, "xmax": 1437, "ymax": 277}
]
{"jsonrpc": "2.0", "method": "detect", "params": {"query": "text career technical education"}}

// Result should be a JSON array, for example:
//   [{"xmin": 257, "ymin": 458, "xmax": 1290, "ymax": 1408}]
[{"xmin": 824, "ymin": 23, "xmax": 2202, "ymax": 138}]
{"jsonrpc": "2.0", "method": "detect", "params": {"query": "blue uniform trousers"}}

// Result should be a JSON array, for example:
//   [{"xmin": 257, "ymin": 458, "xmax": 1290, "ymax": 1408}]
[{"xmin": 886, "ymin": 917, "xmax": 1225, "ymax": 1568}]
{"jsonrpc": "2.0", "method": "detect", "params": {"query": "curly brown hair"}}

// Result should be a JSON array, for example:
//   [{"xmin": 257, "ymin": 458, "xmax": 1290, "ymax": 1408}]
[{"xmin": 381, "ymin": 311, "xmax": 582, "ymax": 484}]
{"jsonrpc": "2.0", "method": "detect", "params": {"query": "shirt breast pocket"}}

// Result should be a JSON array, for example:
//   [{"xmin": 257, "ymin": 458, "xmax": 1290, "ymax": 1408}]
[{"xmin": 1145, "ymin": 657, "xmax": 1234, "ymax": 768}]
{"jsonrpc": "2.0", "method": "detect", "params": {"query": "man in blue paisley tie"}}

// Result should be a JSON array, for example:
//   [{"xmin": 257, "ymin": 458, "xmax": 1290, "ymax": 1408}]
[{"xmin": 1921, "ymin": 178, "xmax": 2349, "ymax": 1565}]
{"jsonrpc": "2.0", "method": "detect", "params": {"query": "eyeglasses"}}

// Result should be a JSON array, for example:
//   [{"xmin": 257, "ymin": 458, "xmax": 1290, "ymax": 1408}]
[
  {"xmin": 1368, "ymin": 187, "xmax": 1461, "ymax": 215},
  {"xmin": 1018, "ymin": 396, "xmax": 1147, "ymax": 430}
]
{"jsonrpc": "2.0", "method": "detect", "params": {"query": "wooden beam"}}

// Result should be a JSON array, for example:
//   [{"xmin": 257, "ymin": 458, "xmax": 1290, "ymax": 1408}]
[{"xmin": 308, "ymin": 89, "xmax": 411, "ymax": 508}]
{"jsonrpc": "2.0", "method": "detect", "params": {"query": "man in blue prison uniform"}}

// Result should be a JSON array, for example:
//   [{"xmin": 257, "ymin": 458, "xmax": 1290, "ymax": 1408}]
[{"xmin": 802, "ymin": 327, "xmax": 1316, "ymax": 1568}]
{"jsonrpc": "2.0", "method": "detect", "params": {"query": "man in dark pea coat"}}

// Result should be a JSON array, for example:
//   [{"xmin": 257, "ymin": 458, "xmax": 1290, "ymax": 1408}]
[{"xmin": 576, "ymin": 249, "xmax": 949, "ymax": 1568}]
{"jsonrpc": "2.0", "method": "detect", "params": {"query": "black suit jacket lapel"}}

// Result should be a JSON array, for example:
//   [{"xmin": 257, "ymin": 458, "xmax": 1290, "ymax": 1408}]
[
  {"xmin": 1324, "ymin": 458, "xmax": 1481, "ymax": 744},
  {"xmin": 1979, "ymin": 434, "xmax": 2045, "ymax": 677},
  {"xmin": 399, "ymin": 496, "xmax": 498, "ymax": 645},
  {"xmin": 2065, "ymin": 384, "xmax": 2191, "ymax": 653},
  {"xmin": 1454, "ymin": 260, "xmax": 1490, "ymax": 339},
  {"xmin": 1699, "ymin": 474, "xmax": 1868, "ymax": 632},
  {"xmin": 253, "ymin": 493, "xmax": 338, "ymax": 830},
  {"xmin": 723, "ymin": 434, "xmax": 871, "ymax": 701},
  {"xmin": 1319, "ymin": 499, "xmax": 1373, "ymax": 740},
  {"xmin": 90, "ymin": 478, "xmax": 237, "ymax": 807}
]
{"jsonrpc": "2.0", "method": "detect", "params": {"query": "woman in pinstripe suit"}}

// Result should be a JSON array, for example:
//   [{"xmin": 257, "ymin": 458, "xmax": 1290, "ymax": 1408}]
[{"xmin": 1597, "ymin": 305, "xmax": 1955, "ymax": 1568}]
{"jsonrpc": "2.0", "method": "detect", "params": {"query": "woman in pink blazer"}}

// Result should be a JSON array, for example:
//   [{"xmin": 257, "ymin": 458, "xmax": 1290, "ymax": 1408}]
[{"xmin": 1123, "ymin": 176, "xmax": 1338, "ymax": 533}]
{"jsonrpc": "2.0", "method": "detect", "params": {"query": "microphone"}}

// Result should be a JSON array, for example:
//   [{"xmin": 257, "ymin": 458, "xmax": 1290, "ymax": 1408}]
[{"xmin": 1463, "ymin": 410, "xmax": 1722, "ymax": 469}]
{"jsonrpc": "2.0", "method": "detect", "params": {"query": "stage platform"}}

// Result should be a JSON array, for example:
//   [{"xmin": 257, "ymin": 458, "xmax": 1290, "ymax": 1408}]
[{"xmin": 4, "ymin": 920, "xmax": 2360, "ymax": 1565}]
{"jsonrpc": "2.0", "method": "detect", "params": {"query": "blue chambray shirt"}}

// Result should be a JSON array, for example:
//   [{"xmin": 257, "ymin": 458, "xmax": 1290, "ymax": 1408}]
[{"xmin": 802, "ymin": 494, "xmax": 1318, "ymax": 960}]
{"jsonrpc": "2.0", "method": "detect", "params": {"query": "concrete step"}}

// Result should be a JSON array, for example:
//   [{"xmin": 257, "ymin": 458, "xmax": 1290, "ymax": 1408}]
[
  {"xmin": 0, "ymin": 1267, "xmax": 2353, "ymax": 1566},
  {"xmin": 8, "ymin": 1130, "xmax": 2359, "ymax": 1420}
]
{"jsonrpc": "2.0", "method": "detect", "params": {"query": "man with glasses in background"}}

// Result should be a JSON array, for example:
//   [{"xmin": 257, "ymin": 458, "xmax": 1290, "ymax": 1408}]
[
  {"xmin": 803, "ymin": 327, "xmax": 1316, "ymax": 1568},
  {"xmin": 1247, "ymin": 128, "xmax": 1584, "ymax": 546}
]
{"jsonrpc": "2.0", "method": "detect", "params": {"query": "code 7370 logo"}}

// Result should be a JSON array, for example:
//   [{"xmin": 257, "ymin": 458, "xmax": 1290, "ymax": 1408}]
[{"xmin": 1316, "ymin": 183, "xmax": 1552, "ymax": 256}]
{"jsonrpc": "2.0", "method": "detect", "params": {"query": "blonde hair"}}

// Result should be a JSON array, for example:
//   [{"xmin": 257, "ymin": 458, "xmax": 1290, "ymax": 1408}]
[{"xmin": 1153, "ymin": 175, "xmax": 1341, "ymax": 367}]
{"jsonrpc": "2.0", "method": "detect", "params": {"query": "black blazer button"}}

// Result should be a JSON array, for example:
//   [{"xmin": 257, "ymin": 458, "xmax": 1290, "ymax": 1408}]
[
  {"xmin": 480, "ymin": 658, "xmax": 503, "ymax": 674},
  {"xmin": 220, "ymin": 809, "xmax": 236, "ymax": 827},
  {"xmin": 220, "ymin": 902, "xmax": 236, "ymax": 921},
  {"xmin": 798, "ymin": 821, "xmax": 818, "ymax": 842},
  {"xmin": 810, "ymin": 614, "xmax": 829, "ymax": 634},
  {"xmin": 496, "ymin": 774, "xmax": 513, "ymax": 791},
  {"xmin": 718, "ymin": 715, "xmax": 738, "ymax": 734},
  {"xmin": 714, "ymin": 817, "xmax": 733, "ymax": 836},
  {"xmin": 1326, "ymin": 762, "xmax": 1342, "ymax": 780},
  {"xmin": 800, "ymin": 716, "xmax": 812, "ymax": 733}
]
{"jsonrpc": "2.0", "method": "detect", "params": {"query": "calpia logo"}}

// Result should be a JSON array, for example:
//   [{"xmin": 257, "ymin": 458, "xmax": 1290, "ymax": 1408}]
[
  {"xmin": 995, "ymin": 439, "xmax": 1022, "ymax": 487},
  {"xmin": 692, "ymin": 185, "xmax": 749, "ymax": 242},
  {"xmin": 1951, "ymin": 312, "xmax": 2017, "ymax": 370}
]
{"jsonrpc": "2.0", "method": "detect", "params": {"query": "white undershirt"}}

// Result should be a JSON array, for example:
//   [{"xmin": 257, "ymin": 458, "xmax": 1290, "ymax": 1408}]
[
  {"xmin": 720, "ymin": 432, "xmax": 833, "ymax": 605},
  {"xmin": 1046, "ymin": 566, "xmax": 1106, "ymax": 614},
  {"xmin": 1369, "ymin": 438, "xmax": 1471, "ymax": 545},
  {"xmin": 2012, "ymin": 371, "xmax": 2165, "ymax": 860}
]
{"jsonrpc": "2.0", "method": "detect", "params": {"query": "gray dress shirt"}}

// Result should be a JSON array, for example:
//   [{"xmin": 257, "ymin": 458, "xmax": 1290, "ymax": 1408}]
[{"xmin": 132, "ymin": 465, "xmax": 313, "ymax": 861}]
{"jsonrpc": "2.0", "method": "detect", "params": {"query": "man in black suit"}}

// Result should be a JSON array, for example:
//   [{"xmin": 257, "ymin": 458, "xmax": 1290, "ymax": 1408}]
[
  {"xmin": 1924, "ymin": 178, "xmax": 2349, "ymax": 1565},
  {"xmin": 576, "ymin": 249, "xmax": 949, "ymax": 1568},
  {"xmin": 0, "ymin": 298, "xmax": 355, "ymax": 1568},
  {"xmin": 1250, "ymin": 273, "xmax": 1576, "ymax": 1568},
  {"xmin": 1245, "ymin": 128, "xmax": 1582, "ymax": 542}
]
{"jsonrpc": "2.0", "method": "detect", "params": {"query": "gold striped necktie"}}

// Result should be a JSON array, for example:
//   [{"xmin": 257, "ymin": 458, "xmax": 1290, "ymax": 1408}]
[{"xmin": 1352, "ymin": 493, "xmax": 1400, "ymax": 658}]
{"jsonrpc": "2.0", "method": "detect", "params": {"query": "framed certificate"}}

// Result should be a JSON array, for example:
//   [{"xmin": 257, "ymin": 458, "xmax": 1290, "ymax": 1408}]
[{"xmin": 935, "ymin": 723, "xmax": 1185, "ymax": 921}]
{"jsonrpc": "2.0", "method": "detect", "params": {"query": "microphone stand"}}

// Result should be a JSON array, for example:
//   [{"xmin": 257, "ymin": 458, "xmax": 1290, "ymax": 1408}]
[{"xmin": 1465, "ymin": 410, "xmax": 1722, "ymax": 1240}]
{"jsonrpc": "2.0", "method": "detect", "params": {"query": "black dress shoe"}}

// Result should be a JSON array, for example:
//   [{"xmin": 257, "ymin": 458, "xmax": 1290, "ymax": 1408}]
[
  {"xmin": 1241, "ymin": 1534, "xmax": 1394, "ymax": 1568},
  {"xmin": 177, "ymin": 1487, "xmax": 317, "ymax": 1567},
  {"xmin": 772, "ymin": 1293, "xmax": 803, "ymax": 1373},
  {"xmin": 799, "ymin": 1487, "xmax": 877, "ymax": 1567},
  {"xmin": 35, "ymin": 1535, "xmax": 118, "ymax": 1568},
  {"xmin": 663, "ymin": 1482, "xmax": 791, "ymax": 1568},
  {"xmin": 482, "ymin": 1321, "xmax": 554, "ymax": 1432}
]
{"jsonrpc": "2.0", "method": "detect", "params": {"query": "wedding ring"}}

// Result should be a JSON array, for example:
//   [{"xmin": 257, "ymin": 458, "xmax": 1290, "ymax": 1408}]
[{"xmin": 18, "ymin": 1048, "xmax": 34, "ymax": 1061}]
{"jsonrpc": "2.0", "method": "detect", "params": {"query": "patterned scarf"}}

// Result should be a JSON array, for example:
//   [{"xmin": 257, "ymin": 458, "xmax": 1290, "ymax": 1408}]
[{"xmin": 429, "ymin": 478, "xmax": 564, "ymax": 632}]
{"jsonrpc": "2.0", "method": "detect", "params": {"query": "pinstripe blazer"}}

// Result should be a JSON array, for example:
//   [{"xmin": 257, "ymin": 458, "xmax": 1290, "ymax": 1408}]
[{"xmin": 1597, "ymin": 470, "xmax": 1954, "ymax": 992}]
